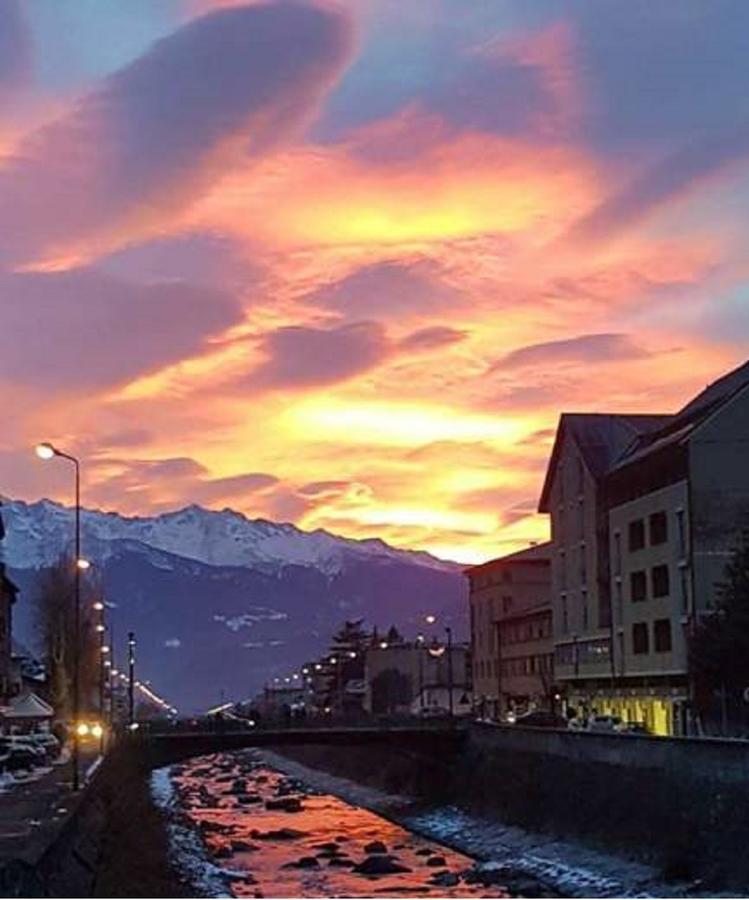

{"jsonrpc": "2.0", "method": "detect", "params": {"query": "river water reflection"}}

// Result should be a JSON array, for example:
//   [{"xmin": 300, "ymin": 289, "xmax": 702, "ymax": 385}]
[{"xmin": 167, "ymin": 751, "xmax": 510, "ymax": 898}]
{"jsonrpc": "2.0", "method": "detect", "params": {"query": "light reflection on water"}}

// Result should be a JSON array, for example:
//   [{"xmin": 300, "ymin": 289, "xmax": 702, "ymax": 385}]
[{"xmin": 170, "ymin": 751, "xmax": 509, "ymax": 899}]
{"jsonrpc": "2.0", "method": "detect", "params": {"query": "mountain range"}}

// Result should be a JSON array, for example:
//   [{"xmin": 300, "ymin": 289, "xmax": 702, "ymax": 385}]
[{"xmin": 1, "ymin": 499, "xmax": 466, "ymax": 711}]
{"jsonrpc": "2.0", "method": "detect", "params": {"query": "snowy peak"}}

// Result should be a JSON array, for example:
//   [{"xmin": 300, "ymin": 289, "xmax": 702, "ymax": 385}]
[{"xmin": 1, "ymin": 498, "xmax": 458, "ymax": 576}]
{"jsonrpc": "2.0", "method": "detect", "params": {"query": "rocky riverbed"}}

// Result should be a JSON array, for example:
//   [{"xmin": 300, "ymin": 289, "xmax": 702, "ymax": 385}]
[{"xmin": 151, "ymin": 750, "xmax": 540, "ymax": 898}]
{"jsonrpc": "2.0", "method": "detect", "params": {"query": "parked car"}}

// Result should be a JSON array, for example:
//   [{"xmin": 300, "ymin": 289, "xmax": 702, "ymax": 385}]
[
  {"xmin": 25, "ymin": 732, "xmax": 61, "ymax": 761},
  {"xmin": 513, "ymin": 710, "xmax": 568, "ymax": 729},
  {"xmin": 0, "ymin": 739, "xmax": 39, "ymax": 772},
  {"xmin": 5, "ymin": 736, "xmax": 48, "ymax": 765},
  {"xmin": 616, "ymin": 721, "xmax": 652, "ymax": 736},
  {"xmin": 587, "ymin": 714, "xmax": 622, "ymax": 732}
]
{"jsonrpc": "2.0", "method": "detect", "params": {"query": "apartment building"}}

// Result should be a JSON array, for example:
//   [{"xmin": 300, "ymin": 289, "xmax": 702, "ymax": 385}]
[
  {"xmin": 466, "ymin": 542, "xmax": 552, "ymax": 719},
  {"xmin": 539, "ymin": 359, "xmax": 749, "ymax": 735}
]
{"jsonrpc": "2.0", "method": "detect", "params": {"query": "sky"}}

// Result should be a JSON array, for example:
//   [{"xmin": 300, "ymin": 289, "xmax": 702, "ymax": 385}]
[{"xmin": 1, "ymin": 0, "xmax": 748, "ymax": 564}]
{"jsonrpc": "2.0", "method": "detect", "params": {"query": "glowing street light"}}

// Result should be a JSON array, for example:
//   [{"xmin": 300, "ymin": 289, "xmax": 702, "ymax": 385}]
[
  {"xmin": 425, "ymin": 614, "xmax": 436, "ymax": 625},
  {"xmin": 34, "ymin": 442, "xmax": 55, "ymax": 460},
  {"xmin": 76, "ymin": 558, "xmax": 91, "ymax": 570},
  {"xmin": 93, "ymin": 602, "xmax": 104, "ymax": 612}
]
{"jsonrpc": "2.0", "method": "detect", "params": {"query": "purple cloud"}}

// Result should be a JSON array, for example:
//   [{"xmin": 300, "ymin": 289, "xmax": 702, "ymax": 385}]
[
  {"xmin": 0, "ymin": 268, "xmax": 242, "ymax": 388},
  {"xmin": 305, "ymin": 259, "xmax": 460, "ymax": 317},
  {"xmin": 0, "ymin": 1, "xmax": 31, "ymax": 107},
  {"xmin": 249, "ymin": 321, "xmax": 389, "ymax": 389},
  {"xmin": 492, "ymin": 333, "xmax": 650, "ymax": 370},
  {"xmin": 0, "ymin": 1, "xmax": 352, "ymax": 265},
  {"xmin": 399, "ymin": 326, "xmax": 467, "ymax": 352}
]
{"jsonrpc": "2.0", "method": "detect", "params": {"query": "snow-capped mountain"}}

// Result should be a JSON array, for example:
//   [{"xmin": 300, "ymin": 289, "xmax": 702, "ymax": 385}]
[
  {"xmin": 1, "ymin": 498, "xmax": 456, "ymax": 577},
  {"xmin": 1, "ymin": 498, "xmax": 466, "ymax": 712}
]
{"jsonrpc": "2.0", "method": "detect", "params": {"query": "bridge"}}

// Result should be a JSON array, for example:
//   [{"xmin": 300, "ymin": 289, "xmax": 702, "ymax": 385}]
[{"xmin": 134, "ymin": 723, "xmax": 466, "ymax": 768}]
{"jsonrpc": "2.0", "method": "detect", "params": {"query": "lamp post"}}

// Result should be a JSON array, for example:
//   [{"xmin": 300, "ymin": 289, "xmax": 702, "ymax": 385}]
[
  {"xmin": 127, "ymin": 632, "xmax": 136, "ymax": 727},
  {"xmin": 36, "ymin": 442, "xmax": 84, "ymax": 791},
  {"xmin": 94, "ymin": 601, "xmax": 106, "ymax": 751},
  {"xmin": 446, "ymin": 626, "xmax": 454, "ymax": 720}
]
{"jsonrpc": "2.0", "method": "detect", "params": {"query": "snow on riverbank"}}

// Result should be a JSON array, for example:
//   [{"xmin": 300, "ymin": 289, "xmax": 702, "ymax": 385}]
[
  {"xmin": 261, "ymin": 750, "xmax": 699, "ymax": 899},
  {"xmin": 150, "ymin": 765, "xmax": 238, "ymax": 898}
]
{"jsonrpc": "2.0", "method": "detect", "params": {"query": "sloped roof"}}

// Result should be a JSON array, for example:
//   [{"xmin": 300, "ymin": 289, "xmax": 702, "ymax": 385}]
[
  {"xmin": 4, "ymin": 692, "xmax": 53, "ymax": 719},
  {"xmin": 464, "ymin": 540, "xmax": 552, "ymax": 575},
  {"xmin": 538, "ymin": 413, "xmax": 669, "ymax": 511},
  {"xmin": 613, "ymin": 358, "xmax": 749, "ymax": 472}
]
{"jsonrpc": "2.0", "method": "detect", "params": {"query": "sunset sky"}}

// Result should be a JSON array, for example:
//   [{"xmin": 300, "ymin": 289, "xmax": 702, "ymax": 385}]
[{"xmin": 1, "ymin": 0, "xmax": 748, "ymax": 563}]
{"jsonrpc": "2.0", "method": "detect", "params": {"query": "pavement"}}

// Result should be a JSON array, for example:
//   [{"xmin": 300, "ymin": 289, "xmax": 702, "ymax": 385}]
[{"xmin": 0, "ymin": 750, "xmax": 98, "ymax": 867}]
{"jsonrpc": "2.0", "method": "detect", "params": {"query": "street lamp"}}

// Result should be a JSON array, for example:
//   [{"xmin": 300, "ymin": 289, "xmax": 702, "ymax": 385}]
[{"xmin": 35, "ymin": 441, "xmax": 84, "ymax": 791}]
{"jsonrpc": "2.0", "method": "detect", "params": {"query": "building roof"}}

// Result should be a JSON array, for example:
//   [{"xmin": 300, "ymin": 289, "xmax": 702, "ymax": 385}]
[
  {"xmin": 4, "ymin": 691, "xmax": 53, "ymax": 719},
  {"xmin": 464, "ymin": 540, "xmax": 552, "ymax": 575},
  {"xmin": 612, "ymin": 358, "xmax": 749, "ymax": 473},
  {"xmin": 538, "ymin": 413, "xmax": 669, "ymax": 511}
]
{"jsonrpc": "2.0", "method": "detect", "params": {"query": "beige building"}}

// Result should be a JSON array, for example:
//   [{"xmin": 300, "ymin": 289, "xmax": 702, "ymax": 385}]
[
  {"xmin": 363, "ymin": 640, "xmax": 470, "ymax": 716},
  {"xmin": 466, "ymin": 543, "xmax": 552, "ymax": 719},
  {"xmin": 539, "ymin": 359, "xmax": 749, "ymax": 735}
]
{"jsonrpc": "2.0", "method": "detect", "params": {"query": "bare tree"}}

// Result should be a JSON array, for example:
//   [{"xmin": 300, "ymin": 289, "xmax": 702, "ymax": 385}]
[{"xmin": 33, "ymin": 556, "xmax": 99, "ymax": 720}]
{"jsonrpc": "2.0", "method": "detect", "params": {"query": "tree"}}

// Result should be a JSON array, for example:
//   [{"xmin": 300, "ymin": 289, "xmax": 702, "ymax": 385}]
[
  {"xmin": 689, "ymin": 531, "xmax": 749, "ymax": 727},
  {"xmin": 33, "ymin": 556, "xmax": 100, "ymax": 721},
  {"xmin": 326, "ymin": 620, "xmax": 370, "ymax": 712}
]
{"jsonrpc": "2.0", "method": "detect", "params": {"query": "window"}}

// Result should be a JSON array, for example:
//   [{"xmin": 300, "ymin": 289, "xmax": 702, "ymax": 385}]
[
  {"xmin": 654, "ymin": 619, "xmax": 672, "ymax": 653},
  {"xmin": 561, "ymin": 594, "xmax": 569, "ymax": 633},
  {"xmin": 632, "ymin": 622, "xmax": 649, "ymax": 655},
  {"xmin": 649, "ymin": 511, "xmax": 668, "ymax": 545},
  {"xmin": 628, "ymin": 519, "xmax": 645, "ymax": 552},
  {"xmin": 502, "ymin": 595, "xmax": 513, "ymax": 614},
  {"xmin": 631, "ymin": 570, "xmax": 647, "ymax": 602},
  {"xmin": 652, "ymin": 564, "xmax": 670, "ymax": 598},
  {"xmin": 577, "ymin": 499, "xmax": 585, "ymax": 539},
  {"xmin": 582, "ymin": 589, "xmax": 589, "ymax": 631},
  {"xmin": 579, "ymin": 544, "xmax": 587, "ymax": 585}
]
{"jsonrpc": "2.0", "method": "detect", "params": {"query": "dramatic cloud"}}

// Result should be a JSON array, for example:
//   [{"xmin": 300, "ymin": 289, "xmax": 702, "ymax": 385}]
[
  {"xmin": 0, "ymin": 1, "xmax": 31, "ymax": 108},
  {"xmin": 0, "ymin": 1, "xmax": 352, "ymax": 265},
  {"xmin": 0, "ymin": 268, "xmax": 242, "ymax": 388},
  {"xmin": 248, "ymin": 321, "xmax": 390, "ymax": 389},
  {"xmin": 399, "ymin": 326, "xmax": 467, "ymax": 352},
  {"xmin": 493, "ymin": 333, "xmax": 651, "ymax": 370},
  {"xmin": 1, "ymin": 1, "xmax": 747, "ymax": 564}
]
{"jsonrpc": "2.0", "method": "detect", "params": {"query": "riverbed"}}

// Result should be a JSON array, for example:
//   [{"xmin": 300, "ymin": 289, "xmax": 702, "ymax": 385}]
[{"xmin": 152, "ymin": 750, "xmax": 514, "ymax": 898}]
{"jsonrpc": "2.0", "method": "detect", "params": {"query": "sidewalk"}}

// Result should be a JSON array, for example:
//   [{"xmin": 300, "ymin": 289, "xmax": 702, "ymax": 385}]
[{"xmin": 0, "ymin": 752, "xmax": 98, "ymax": 868}]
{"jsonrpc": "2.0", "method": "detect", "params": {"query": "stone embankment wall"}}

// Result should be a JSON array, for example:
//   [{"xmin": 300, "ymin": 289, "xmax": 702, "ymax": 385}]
[
  {"xmin": 0, "ymin": 748, "xmax": 185, "ymax": 898},
  {"xmin": 278, "ymin": 723, "xmax": 749, "ymax": 889}
]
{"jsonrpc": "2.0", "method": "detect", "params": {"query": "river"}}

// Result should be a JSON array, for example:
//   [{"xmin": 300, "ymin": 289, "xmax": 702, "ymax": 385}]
[{"xmin": 151, "ymin": 750, "xmax": 513, "ymax": 898}]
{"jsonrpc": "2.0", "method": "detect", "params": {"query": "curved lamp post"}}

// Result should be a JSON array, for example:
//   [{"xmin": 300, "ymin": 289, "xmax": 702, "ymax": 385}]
[{"xmin": 35, "ymin": 442, "xmax": 84, "ymax": 790}]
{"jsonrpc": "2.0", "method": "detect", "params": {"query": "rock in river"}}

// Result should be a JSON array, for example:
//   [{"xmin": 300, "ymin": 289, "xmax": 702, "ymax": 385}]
[
  {"xmin": 265, "ymin": 796, "xmax": 304, "ymax": 813},
  {"xmin": 282, "ymin": 856, "xmax": 320, "ymax": 870},
  {"xmin": 354, "ymin": 855, "xmax": 412, "ymax": 876},
  {"xmin": 363, "ymin": 840, "xmax": 388, "ymax": 854}
]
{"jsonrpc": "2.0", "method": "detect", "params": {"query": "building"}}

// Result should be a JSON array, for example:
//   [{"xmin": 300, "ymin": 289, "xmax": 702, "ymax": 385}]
[
  {"xmin": 539, "ymin": 359, "xmax": 749, "ymax": 735},
  {"xmin": 363, "ymin": 638, "xmax": 471, "ymax": 716},
  {"xmin": 0, "ymin": 503, "xmax": 17, "ymax": 703},
  {"xmin": 466, "ymin": 543, "xmax": 553, "ymax": 719}
]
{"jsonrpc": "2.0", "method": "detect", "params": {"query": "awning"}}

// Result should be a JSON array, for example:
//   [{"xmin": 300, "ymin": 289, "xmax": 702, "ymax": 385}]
[{"xmin": 3, "ymin": 692, "xmax": 54, "ymax": 719}]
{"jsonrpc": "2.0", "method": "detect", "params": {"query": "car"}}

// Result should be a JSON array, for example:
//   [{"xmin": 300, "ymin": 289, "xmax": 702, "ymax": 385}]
[
  {"xmin": 587, "ymin": 714, "xmax": 622, "ymax": 732},
  {"xmin": 5, "ymin": 736, "xmax": 48, "ymax": 764},
  {"xmin": 616, "ymin": 721, "xmax": 652, "ymax": 736},
  {"xmin": 513, "ymin": 710, "xmax": 568, "ymax": 729},
  {"xmin": 24, "ymin": 732, "xmax": 61, "ymax": 761},
  {"xmin": 0, "ymin": 739, "xmax": 39, "ymax": 772}
]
